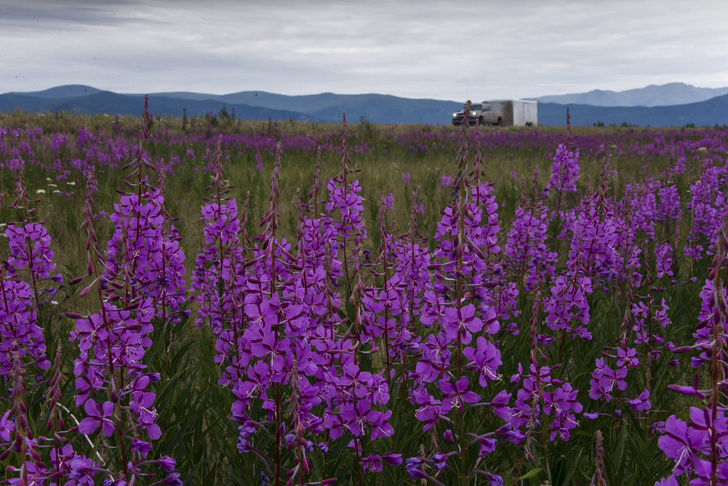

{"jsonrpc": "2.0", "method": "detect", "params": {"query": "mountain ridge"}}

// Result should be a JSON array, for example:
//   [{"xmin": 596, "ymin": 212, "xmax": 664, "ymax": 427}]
[
  {"xmin": 528, "ymin": 82, "xmax": 728, "ymax": 107},
  {"xmin": 1, "ymin": 83, "xmax": 727, "ymax": 126}
]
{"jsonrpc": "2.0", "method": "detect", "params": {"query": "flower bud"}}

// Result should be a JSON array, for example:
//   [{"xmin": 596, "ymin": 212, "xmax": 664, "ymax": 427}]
[
  {"xmin": 670, "ymin": 346, "xmax": 692, "ymax": 354},
  {"xmin": 667, "ymin": 384, "xmax": 697, "ymax": 396}
]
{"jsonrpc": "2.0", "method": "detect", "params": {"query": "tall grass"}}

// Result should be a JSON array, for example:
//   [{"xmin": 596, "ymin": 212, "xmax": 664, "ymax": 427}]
[{"xmin": 1, "ymin": 108, "xmax": 727, "ymax": 485}]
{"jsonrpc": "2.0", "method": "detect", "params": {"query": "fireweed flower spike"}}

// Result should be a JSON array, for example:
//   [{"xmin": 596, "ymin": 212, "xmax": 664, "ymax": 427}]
[
  {"xmin": 68, "ymin": 98, "xmax": 179, "ymax": 483},
  {"xmin": 656, "ymin": 223, "xmax": 728, "ymax": 484}
]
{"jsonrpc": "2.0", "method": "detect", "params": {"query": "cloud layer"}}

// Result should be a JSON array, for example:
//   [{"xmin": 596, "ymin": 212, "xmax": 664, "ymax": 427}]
[{"xmin": 2, "ymin": 0, "xmax": 727, "ymax": 100}]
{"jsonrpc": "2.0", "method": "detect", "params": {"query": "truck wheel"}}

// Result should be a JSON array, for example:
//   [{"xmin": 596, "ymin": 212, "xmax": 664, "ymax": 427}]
[
  {"xmin": 478, "ymin": 116, "xmax": 484, "ymax": 126},
  {"xmin": 496, "ymin": 118, "xmax": 503, "ymax": 126}
]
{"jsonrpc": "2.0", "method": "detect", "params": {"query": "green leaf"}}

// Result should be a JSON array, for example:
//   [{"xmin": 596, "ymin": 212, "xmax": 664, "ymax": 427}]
[{"xmin": 518, "ymin": 467, "xmax": 543, "ymax": 480}]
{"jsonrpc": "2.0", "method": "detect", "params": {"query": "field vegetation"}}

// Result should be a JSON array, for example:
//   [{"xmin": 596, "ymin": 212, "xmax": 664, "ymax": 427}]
[{"xmin": 1, "ymin": 102, "xmax": 727, "ymax": 486}]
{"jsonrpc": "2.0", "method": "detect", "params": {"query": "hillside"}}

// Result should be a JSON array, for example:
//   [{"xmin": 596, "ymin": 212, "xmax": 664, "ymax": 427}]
[
  {"xmin": 530, "ymin": 82, "xmax": 728, "ymax": 107},
  {"xmin": 2, "ymin": 84, "xmax": 727, "ymax": 126},
  {"xmin": 538, "ymin": 94, "xmax": 728, "ymax": 127}
]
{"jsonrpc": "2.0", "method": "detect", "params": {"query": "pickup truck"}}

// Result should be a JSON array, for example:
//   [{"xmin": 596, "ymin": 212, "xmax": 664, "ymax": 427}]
[{"xmin": 451, "ymin": 102, "xmax": 502, "ymax": 126}]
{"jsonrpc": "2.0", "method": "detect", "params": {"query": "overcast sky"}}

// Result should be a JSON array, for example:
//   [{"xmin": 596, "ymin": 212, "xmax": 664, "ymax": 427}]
[{"xmin": 1, "ymin": 0, "xmax": 727, "ymax": 101}]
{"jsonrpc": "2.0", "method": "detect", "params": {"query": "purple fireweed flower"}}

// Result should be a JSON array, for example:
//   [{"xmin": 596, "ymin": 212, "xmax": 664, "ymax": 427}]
[
  {"xmin": 380, "ymin": 192, "xmax": 394, "ymax": 211},
  {"xmin": 685, "ymin": 166, "xmax": 728, "ymax": 260},
  {"xmin": 657, "ymin": 415, "xmax": 700, "ymax": 476},
  {"xmin": 157, "ymin": 456, "xmax": 176, "ymax": 472},
  {"xmin": 486, "ymin": 473, "xmax": 504, "ymax": 486},
  {"xmin": 479, "ymin": 436, "xmax": 497, "ymax": 457},
  {"xmin": 628, "ymin": 389, "xmax": 651, "ymax": 413},
  {"xmin": 488, "ymin": 390, "xmax": 512, "ymax": 422},
  {"xmin": 655, "ymin": 476, "xmax": 679, "ymax": 486},
  {"xmin": 439, "ymin": 376, "xmax": 480, "ymax": 413},
  {"xmin": 443, "ymin": 304, "xmax": 484, "ymax": 345},
  {"xmin": 68, "ymin": 455, "xmax": 98, "ymax": 484},
  {"xmin": 505, "ymin": 206, "xmax": 557, "ymax": 291},
  {"xmin": 544, "ymin": 275, "xmax": 592, "ymax": 334},
  {"xmin": 431, "ymin": 452, "xmax": 448, "ymax": 470},
  {"xmin": 160, "ymin": 472, "xmax": 183, "ymax": 486},
  {"xmin": 325, "ymin": 177, "xmax": 367, "ymax": 242},
  {"xmin": 589, "ymin": 358, "xmax": 627, "ymax": 402},
  {"xmin": 362, "ymin": 455, "xmax": 382, "ymax": 473},
  {"xmin": 402, "ymin": 172, "xmax": 411, "ymax": 184},
  {"xmin": 616, "ymin": 348, "xmax": 640, "ymax": 368},
  {"xmin": 542, "ymin": 383, "xmax": 582, "ymax": 441},
  {"xmin": 368, "ymin": 409, "xmax": 394, "ymax": 441},
  {"xmin": 657, "ymin": 185, "xmax": 681, "ymax": 222},
  {"xmin": 463, "ymin": 336, "xmax": 502, "ymax": 386},
  {"xmin": 382, "ymin": 453, "xmax": 403, "ymax": 466},
  {"xmin": 412, "ymin": 388, "xmax": 445, "ymax": 431},
  {"xmin": 0, "ymin": 278, "xmax": 50, "ymax": 374},
  {"xmin": 405, "ymin": 457, "xmax": 428, "ymax": 480},
  {"xmin": 0, "ymin": 409, "xmax": 14, "ymax": 441},
  {"xmin": 78, "ymin": 399, "xmax": 115, "ymax": 437},
  {"xmin": 655, "ymin": 243, "xmax": 674, "ymax": 279},
  {"xmin": 416, "ymin": 333, "xmax": 451, "ymax": 383},
  {"xmin": 4, "ymin": 222, "xmax": 56, "ymax": 281},
  {"xmin": 132, "ymin": 438, "xmax": 153, "ymax": 458},
  {"xmin": 546, "ymin": 144, "xmax": 579, "ymax": 193}
]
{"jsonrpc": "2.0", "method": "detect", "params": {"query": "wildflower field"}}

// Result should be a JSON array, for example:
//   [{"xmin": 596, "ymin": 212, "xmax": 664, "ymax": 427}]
[{"xmin": 1, "ymin": 100, "xmax": 728, "ymax": 486}]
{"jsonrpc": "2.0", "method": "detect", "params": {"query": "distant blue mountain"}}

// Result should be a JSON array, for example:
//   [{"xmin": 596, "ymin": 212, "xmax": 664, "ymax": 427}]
[
  {"xmin": 529, "ymin": 82, "xmax": 728, "ymax": 107},
  {"xmin": 8, "ymin": 84, "xmax": 102, "ymax": 99},
  {"xmin": 146, "ymin": 91, "xmax": 463, "ymax": 124},
  {"xmin": 538, "ymin": 94, "xmax": 728, "ymax": 127},
  {"xmin": 0, "ymin": 90, "xmax": 315, "ymax": 122},
  {"xmin": 1, "ymin": 84, "xmax": 727, "ymax": 126}
]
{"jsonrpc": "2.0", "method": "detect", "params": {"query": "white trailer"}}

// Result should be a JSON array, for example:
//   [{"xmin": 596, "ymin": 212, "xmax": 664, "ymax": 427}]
[
  {"xmin": 452, "ymin": 99, "xmax": 538, "ymax": 127},
  {"xmin": 483, "ymin": 100, "xmax": 538, "ymax": 127}
]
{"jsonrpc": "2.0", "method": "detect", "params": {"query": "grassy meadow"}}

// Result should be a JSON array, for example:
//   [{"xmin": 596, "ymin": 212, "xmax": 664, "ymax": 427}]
[{"xmin": 1, "ymin": 107, "xmax": 727, "ymax": 486}]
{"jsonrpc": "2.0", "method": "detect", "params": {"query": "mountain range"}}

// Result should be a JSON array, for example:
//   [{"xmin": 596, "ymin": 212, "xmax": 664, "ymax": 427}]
[
  {"xmin": 1, "ymin": 83, "xmax": 727, "ymax": 127},
  {"xmin": 528, "ymin": 83, "xmax": 728, "ymax": 107}
]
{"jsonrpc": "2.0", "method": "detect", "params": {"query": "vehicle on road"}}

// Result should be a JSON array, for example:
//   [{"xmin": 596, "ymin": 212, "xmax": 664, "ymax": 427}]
[{"xmin": 452, "ymin": 100, "xmax": 537, "ymax": 127}]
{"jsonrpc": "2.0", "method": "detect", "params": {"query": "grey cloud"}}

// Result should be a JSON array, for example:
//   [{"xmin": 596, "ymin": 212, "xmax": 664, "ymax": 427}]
[
  {"xmin": 0, "ymin": 1, "xmax": 138, "ymax": 29},
  {"xmin": 1, "ymin": 0, "xmax": 727, "ymax": 100}
]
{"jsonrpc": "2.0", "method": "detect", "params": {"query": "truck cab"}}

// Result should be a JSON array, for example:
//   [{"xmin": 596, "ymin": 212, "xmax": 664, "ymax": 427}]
[{"xmin": 452, "ymin": 102, "xmax": 503, "ymax": 126}]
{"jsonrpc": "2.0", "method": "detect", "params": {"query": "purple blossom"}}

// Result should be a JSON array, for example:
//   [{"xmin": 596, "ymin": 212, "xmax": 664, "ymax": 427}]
[
  {"xmin": 546, "ymin": 144, "xmax": 579, "ymax": 193},
  {"xmin": 463, "ymin": 336, "xmax": 502, "ymax": 386},
  {"xmin": 0, "ymin": 409, "xmax": 14, "ymax": 441},
  {"xmin": 78, "ymin": 399, "xmax": 115, "ymax": 437},
  {"xmin": 439, "ymin": 376, "xmax": 480, "ymax": 413},
  {"xmin": 628, "ymin": 389, "xmax": 652, "ymax": 413},
  {"xmin": 443, "ymin": 304, "xmax": 484, "ymax": 345}
]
